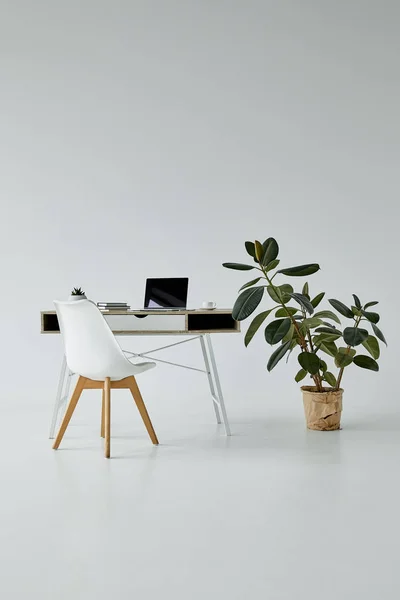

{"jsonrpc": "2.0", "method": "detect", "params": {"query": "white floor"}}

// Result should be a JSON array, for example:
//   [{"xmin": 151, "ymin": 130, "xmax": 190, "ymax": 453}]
[{"xmin": 1, "ymin": 395, "xmax": 399, "ymax": 600}]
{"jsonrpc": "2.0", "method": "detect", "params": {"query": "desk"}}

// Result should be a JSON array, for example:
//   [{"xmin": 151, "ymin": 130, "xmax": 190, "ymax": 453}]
[{"xmin": 41, "ymin": 309, "xmax": 240, "ymax": 438}]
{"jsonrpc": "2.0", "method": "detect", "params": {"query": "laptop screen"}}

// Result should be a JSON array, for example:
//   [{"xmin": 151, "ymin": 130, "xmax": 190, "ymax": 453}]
[{"xmin": 144, "ymin": 278, "xmax": 189, "ymax": 309}]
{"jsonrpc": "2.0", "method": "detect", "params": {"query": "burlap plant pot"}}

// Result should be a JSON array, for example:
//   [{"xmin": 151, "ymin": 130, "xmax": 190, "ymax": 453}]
[{"xmin": 301, "ymin": 386, "xmax": 343, "ymax": 431}]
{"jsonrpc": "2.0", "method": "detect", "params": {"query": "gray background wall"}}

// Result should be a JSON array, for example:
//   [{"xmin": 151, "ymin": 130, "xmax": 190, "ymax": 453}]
[{"xmin": 0, "ymin": 1, "xmax": 397, "ymax": 425}]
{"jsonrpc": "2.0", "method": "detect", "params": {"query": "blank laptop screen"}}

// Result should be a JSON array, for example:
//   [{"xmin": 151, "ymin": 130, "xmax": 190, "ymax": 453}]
[{"xmin": 144, "ymin": 278, "xmax": 189, "ymax": 309}]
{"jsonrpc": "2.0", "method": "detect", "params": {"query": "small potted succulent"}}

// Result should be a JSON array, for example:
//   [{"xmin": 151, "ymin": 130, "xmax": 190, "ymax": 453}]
[
  {"xmin": 69, "ymin": 287, "xmax": 87, "ymax": 301},
  {"xmin": 223, "ymin": 237, "xmax": 386, "ymax": 430}
]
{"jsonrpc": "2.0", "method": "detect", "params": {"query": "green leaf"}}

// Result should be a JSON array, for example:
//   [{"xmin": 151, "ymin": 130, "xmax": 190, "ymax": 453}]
[
  {"xmin": 275, "ymin": 306, "xmax": 298, "ymax": 317},
  {"xmin": 302, "ymin": 317, "xmax": 324, "ymax": 329},
  {"xmin": 364, "ymin": 301, "xmax": 379, "ymax": 309},
  {"xmin": 265, "ymin": 318, "xmax": 292, "ymax": 345},
  {"xmin": 267, "ymin": 340, "xmax": 291, "ymax": 371},
  {"xmin": 244, "ymin": 309, "xmax": 273, "ymax": 347},
  {"xmin": 302, "ymin": 282, "xmax": 309, "ymax": 296},
  {"xmin": 298, "ymin": 352, "xmax": 320, "ymax": 375},
  {"xmin": 337, "ymin": 347, "xmax": 356, "ymax": 358},
  {"xmin": 324, "ymin": 372, "xmax": 337, "ymax": 387},
  {"xmin": 239, "ymin": 277, "xmax": 262, "ymax": 292},
  {"xmin": 254, "ymin": 240, "xmax": 264, "ymax": 262},
  {"xmin": 353, "ymin": 355, "xmax": 379, "ymax": 371},
  {"xmin": 295, "ymin": 368, "xmax": 307, "ymax": 382},
  {"xmin": 313, "ymin": 333, "xmax": 342, "ymax": 345},
  {"xmin": 313, "ymin": 310, "xmax": 341, "ymax": 324},
  {"xmin": 361, "ymin": 310, "xmax": 380, "ymax": 324},
  {"xmin": 282, "ymin": 322, "xmax": 295, "ymax": 343},
  {"xmin": 361, "ymin": 335, "xmax": 380, "ymax": 360},
  {"xmin": 245, "ymin": 241, "xmax": 256, "ymax": 258},
  {"xmin": 311, "ymin": 292, "xmax": 325, "ymax": 308},
  {"xmin": 223, "ymin": 263, "xmax": 254, "ymax": 271},
  {"xmin": 372, "ymin": 323, "xmax": 387, "ymax": 346},
  {"xmin": 315, "ymin": 326, "xmax": 342, "ymax": 335},
  {"xmin": 319, "ymin": 359, "xmax": 328, "ymax": 372},
  {"xmin": 267, "ymin": 284, "xmax": 293, "ymax": 304},
  {"xmin": 335, "ymin": 352, "xmax": 353, "ymax": 368},
  {"xmin": 351, "ymin": 306, "xmax": 362, "ymax": 316},
  {"xmin": 353, "ymin": 294, "xmax": 362, "ymax": 309},
  {"xmin": 343, "ymin": 327, "xmax": 369, "ymax": 347},
  {"xmin": 262, "ymin": 238, "xmax": 279, "ymax": 266},
  {"xmin": 265, "ymin": 259, "xmax": 280, "ymax": 272},
  {"xmin": 232, "ymin": 287, "xmax": 264, "ymax": 321},
  {"xmin": 289, "ymin": 293, "xmax": 314, "ymax": 314},
  {"xmin": 278, "ymin": 264, "xmax": 320, "ymax": 277},
  {"xmin": 315, "ymin": 341, "xmax": 338, "ymax": 357},
  {"xmin": 328, "ymin": 299, "xmax": 354, "ymax": 319}
]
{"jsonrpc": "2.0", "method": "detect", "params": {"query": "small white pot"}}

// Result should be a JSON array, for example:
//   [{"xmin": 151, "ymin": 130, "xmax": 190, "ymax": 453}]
[{"xmin": 69, "ymin": 294, "xmax": 87, "ymax": 301}]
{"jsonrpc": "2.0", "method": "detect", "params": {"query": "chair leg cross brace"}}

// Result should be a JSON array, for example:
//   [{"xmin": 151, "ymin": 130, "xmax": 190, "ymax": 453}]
[{"xmin": 53, "ymin": 376, "xmax": 159, "ymax": 458}]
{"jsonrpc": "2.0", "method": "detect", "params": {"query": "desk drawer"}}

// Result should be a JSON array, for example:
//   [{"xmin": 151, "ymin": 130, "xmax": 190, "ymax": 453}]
[{"xmin": 104, "ymin": 314, "xmax": 186, "ymax": 332}]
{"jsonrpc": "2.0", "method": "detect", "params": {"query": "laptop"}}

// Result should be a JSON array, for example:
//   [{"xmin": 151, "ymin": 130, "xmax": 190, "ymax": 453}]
[{"xmin": 142, "ymin": 277, "xmax": 189, "ymax": 310}]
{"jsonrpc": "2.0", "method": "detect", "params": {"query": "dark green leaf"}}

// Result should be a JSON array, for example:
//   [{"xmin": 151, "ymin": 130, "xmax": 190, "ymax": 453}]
[
  {"xmin": 317, "ymin": 341, "xmax": 338, "ymax": 357},
  {"xmin": 335, "ymin": 352, "xmax": 353, "ymax": 368},
  {"xmin": 353, "ymin": 355, "xmax": 379, "ymax": 371},
  {"xmin": 319, "ymin": 359, "xmax": 328, "ymax": 372},
  {"xmin": 244, "ymin": 309, "xmax": 273, "ymax": 347},
  {"xmin": 278, "ymin": 264, "xmax": 320, "ymax": 277},
  {"xmin": 295, "ymin": 369, "xmax": 307, "ymax": 383},
  {"xmin": 265, "ymin": 318, "xmax": 292, "ymax": 345},
  {"xmin": 282, "ymin": 322, "xmax": 295, "ymax": 343},
  {"xmin": 267, "ymin": 340, "xmax": 291, "ymax": 372},
  {"xmin": 298, "ymin": 352, "xmax": 320, "ymax": 374},
  {"xmin": 302, "ymin": 317, "xmax": 324, "ymax": 329},
  {"xmin": 275, "ymin": 306, "xmax": 298, "ymax": 317},
  {"xmin": 315, "ymin": 327, "xmax": 342, "ymax": 335},
  {"xmin": 232, "ymin": 287, "xmax": 264, "ymax": 321},
  {"xmin": 353, "ymin": 294, "xmax": 362, "ymax": 309},
  {"xmin": 328, "ymin": 299, "xmax": 354, "ymax": 319},
  {"xmin": 223, "ymin": 263, "xmax": 254, "ymax": 271},
  {"xmin": 245, "ymin": 241, "xmax": 255, "ymax": 258},
  {"xmin": 265, "ymin": 259, "xmax": 280, "ymax": 272},
  {"xmin": 238, "ymin": 277, "xmax": 262, "ymax": 292},
  {"xmin": 361, "ymin": 335, "xmax": 380, "ymax": 360},
  {"xmin": 324, "ymin": 372, "xmax": 337, "ymax": 387},
  {"xmin": 364, "ymin": 301, "xmax": 379, "ymax": 309},
  {"xmin": 262, "ymin": 238, "xmax": 279, "ymax": 266},
  {"xmin": 302, "ymin": 282, "xmax": 309, "ymax": 296},
  {"xmin": 289, "ymin": 293, "xmax": 314, "ymax": 314},
  {"xmin": 372, "ymin": 323, "xmax": 387, "ymax": 346},
  {"xmin": 267, "ymin": 284, "xmax": 293, "ymax": 304},
  {"xmin": 343, "ymin": 327, "xmax": 369, "ymax": 347},
  {"xmin": 311, "ymin": 292, "xmax": 325, "ymax": 308},
  {"xmin": 351, "ymin": 306, "xmax": 363, "ymax": 316},
  {"xmin": 361, "ymin": 310, "xmax": 380, "ymax": 324},
  {"xmin": 313, "ymin": 310, "xmax": 341, "ymax": 324}
]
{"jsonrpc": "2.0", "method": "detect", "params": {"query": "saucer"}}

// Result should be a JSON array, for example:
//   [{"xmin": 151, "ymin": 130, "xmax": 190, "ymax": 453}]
[{"xmin": 201, "ymin": 307, "xmax": 216, "ymax": 310}]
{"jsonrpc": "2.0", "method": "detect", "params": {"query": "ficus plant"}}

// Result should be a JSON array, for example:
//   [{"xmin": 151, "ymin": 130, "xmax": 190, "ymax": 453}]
[{"xmin": 223, "ymin": 238, "xmax": 386, "ymax": 392}]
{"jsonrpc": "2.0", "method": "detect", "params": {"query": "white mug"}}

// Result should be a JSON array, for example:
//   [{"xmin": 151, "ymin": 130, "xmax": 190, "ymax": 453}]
[{"xmin": 202, "ymin": 301, "xmax": 216, "ymax": 309}]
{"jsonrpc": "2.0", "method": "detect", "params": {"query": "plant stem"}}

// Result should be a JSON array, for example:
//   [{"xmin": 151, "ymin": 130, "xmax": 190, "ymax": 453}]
[
  {"xmin": 335, "ymin": 314, "xmax": 362, "ymax": 391},
  {"xmin": 260, "ymin": 265, "xmax": 323, "ymax": 392}
]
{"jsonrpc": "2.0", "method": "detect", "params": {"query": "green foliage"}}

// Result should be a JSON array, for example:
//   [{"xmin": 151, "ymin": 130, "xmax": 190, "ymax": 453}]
[
  {"xmin": 71, "ymin": 287, "xmax": 85, "ymax": 296},
  {"xmin": 223, "ymin": 237, "xmax": 385, "ymax": 391}
]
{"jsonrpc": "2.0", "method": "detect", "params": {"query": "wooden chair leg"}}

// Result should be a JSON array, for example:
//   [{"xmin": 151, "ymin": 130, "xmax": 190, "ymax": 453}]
[
  {"xmin": 104, "ymin": 377, "xmax": 111, "ymax": 458},
  {"xmin": 101, "ymin": 389, "xmax": 105, "ymax": 438},
  {"xmin": 53, "ymin": 376, "xmax": 86, "ymax": 449},
  {"xmin": 128, "ymin": 376, "xmax": 159, "ymax": 445}
]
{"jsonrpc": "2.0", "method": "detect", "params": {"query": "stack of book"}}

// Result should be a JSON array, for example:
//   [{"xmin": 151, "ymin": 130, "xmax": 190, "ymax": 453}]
[{"xmin": 97, "ymin": 302, "xmax": 130, "ymax": 311}]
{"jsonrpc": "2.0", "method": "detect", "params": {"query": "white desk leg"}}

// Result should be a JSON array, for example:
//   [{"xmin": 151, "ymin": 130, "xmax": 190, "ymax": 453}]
[
  {"xmin": 200, "ymin": 335, "xmax": 222, "ymax": 424},
  {"xmin": 205, "ymin": 334, "xmax": 231, "ymax": 436},
  {"xmin": 49, "ymin": 355, "xmax": 67, "ymax": 439},
  {"xmin": 48, "ymin": 356, "xmax": 74, "ymax": 439}
]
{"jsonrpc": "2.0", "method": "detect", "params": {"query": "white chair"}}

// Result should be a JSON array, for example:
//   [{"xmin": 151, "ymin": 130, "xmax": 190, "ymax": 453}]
[{"xmin": 52, "ymin": 299, "xmax": 158, "ymax": 458}]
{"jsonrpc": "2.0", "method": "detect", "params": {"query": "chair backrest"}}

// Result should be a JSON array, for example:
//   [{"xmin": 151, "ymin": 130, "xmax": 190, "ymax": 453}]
[{"xmin": 54, "ymin": 300, "xmax": 129, "ymax": 380}]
